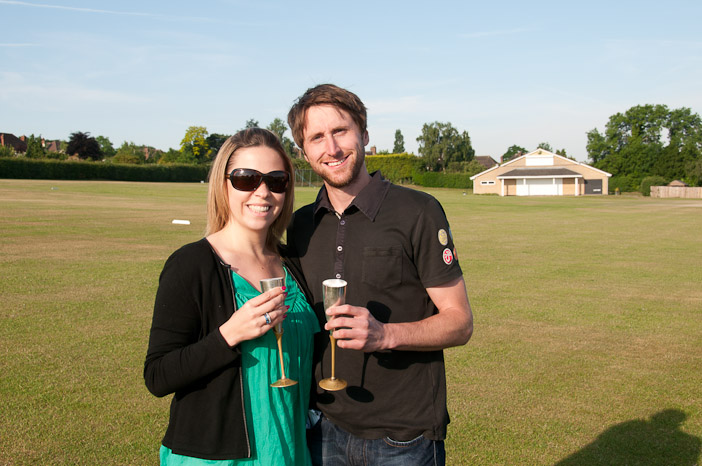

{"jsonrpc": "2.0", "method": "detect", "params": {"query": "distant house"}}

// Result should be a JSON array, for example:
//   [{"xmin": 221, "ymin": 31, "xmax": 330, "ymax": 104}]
[
  {"xmin": 0, "ymin": 133, "xmax": 27, "ymax": 152},
  {"xmin": 43, "ymin": 139, "xmax": 63, "ymax": 153},
  {"xmin": 474, "ymin": 155, "xmax": 498, "ymax": 170},
  {"xmin": 470, "ymin": 149, "xmax": 611, "ymax": 196}
]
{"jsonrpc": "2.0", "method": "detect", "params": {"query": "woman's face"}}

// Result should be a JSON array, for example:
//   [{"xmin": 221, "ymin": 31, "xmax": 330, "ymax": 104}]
[{"xmin": 225, "ymin": 145, "xmax": 287, "ymax": 234}]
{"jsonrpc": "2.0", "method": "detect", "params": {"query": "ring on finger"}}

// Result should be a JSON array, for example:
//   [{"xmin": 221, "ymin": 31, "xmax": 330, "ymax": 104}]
[{"xmin": 264, "ymin": 312, "xmax": 271, "ymax": 325}]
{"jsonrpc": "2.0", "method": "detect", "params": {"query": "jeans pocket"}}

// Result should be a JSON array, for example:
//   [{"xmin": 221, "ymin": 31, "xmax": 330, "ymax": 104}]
[{"xmin": 382, "ymin": 434, "xmax": 427, "ymax": 448}]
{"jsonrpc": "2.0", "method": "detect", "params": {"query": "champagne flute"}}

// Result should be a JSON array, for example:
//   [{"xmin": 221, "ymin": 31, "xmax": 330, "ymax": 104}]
[
  {"xmin": 319, "ymin": 279, "xmax": 347, "ymax": 391},
  {"xmin": 260, "ymin": 277, "xmax": 297, "ymax": 388}
]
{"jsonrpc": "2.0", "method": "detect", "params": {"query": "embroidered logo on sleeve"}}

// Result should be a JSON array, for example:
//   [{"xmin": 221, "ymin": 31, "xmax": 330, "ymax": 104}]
[
  {"xmin": 442, "ymin": 248, "xmax": 454, "ymax": 265},
  {"xmin": 438, "ymin": 229, "xmax": 448, "ymax": 246}
]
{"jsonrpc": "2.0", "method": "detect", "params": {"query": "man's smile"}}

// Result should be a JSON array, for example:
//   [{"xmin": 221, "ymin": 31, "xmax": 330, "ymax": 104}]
[{"xmin": 324, "ymin": 156, "xmax": 349, "ymax": 168}]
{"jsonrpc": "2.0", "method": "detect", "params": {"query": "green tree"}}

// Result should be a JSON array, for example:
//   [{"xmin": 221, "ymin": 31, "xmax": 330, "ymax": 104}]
[
  {"xmin": 393, "ymin": 129, "xmax": 405, "ymax": 153},
  {"xmin": 586, "ymin": 104, "xmax": 702, "ymax": 183},
  {"xmin": 96, "ymin": 136, "xmax": 116, "ymax": 158},
  {"xmin": 266, "ymin": 118, "xmax": 297, "ymax": 159},
  {"xmin": 502, "ymin": 144, "xmax": 527, "ymax": 162},
  {"xmin": 0, "ymin": 144, "xmax": 14, "ymax": 157},
  {"xmin": 143, "ymin": 146, "xmax": 162, "ymax": 164},
  {"xmin": 206, "ymin": 133, "xmax": 230, "ymax": 158},
  {"xmin": 640, "ymin": 175, "xmax": 667, "ymax": 196},
  {"xmin": 447, "ymin": 159, "xmax": 486, "ymax": 176},
  {"xmin": 586, "ymin": 129, "xmax": 608, "ymax": 164},
  {"xmin": 158, "ymin": 148, "xmax": 193, "ymax": 165},
  {"xmin": 654, "ymin": 107, "xmax": 702, "ymax": 181},
  {"xmin": 180, "ymin": 126, "xmax": 210, "ymax": 164},
  {"xmin": 113, "ymin": 142, "xmax": 145, "ymax": 164},
  {"xmin": 555, "ymin": 148, "xmax": 573, "ymax": 159},
  {"xmin": 266, "ymin": 118, "xmax": 287, "ymax": 141},
  {"xmin": 537, "ymin": 142, "xmax": 554, "ymax": 152},
  {"xmin": 686, "ymin": 159, "xmax": 702, "ymax": 186},
  {"xmin": 25, "ymin": 134, "xmax": 46, "ymax": 159},
  {"xmin": 245, "ymin": 119, "xmax": 259, "ymax": 129},
  {"xmin": 66, "ymin": 132, "xmax": 102, "ymax": 160},
  {"xmin": 416, "ymin": 122, "xmax": 475, "ymax": 172}
]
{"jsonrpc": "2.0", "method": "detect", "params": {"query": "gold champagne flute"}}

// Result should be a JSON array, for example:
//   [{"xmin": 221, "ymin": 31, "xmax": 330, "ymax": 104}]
[
  {"xmin": 319, "ymin": 279, "xmax": 347, "ymax": 391},
  {"xmin": 260, "ymin": 277, "xmax": 297, "ymax": 388}
]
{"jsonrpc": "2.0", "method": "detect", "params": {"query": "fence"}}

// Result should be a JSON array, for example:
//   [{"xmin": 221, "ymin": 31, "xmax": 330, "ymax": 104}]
[
  {"xmin": 295, "ymin": 169, "xmax": 323, "ymax": 188},
  {"xmin": 651, "ymin": 186, "xmax": 702, "ymax": 199}
]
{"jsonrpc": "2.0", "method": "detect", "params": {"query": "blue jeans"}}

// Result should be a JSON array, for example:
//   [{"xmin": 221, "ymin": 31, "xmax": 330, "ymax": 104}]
[{"xmin": 308, "ymin": 415, "xmax": 445, "ymax": 466}]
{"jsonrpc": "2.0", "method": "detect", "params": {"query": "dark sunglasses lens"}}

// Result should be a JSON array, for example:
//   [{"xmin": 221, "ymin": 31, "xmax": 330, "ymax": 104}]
[
  {"xmin": 264, "ymin": 172, "xmax": 289, "ymax": 193},
  {"xmin": 230, "ymin": 169, "xmax": 262, "ymax": 191}
]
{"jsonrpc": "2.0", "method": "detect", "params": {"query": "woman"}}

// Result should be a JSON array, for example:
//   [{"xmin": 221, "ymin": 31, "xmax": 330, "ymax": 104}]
[{"xmin": 144, "ymin": 128, "xmax": 319, "ymax": 465}]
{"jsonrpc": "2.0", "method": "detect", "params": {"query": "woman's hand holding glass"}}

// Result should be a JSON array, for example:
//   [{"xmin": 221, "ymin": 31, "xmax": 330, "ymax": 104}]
[{"xmin": 219, "ymin": 287, "xmax": 288, "ymax": 347}]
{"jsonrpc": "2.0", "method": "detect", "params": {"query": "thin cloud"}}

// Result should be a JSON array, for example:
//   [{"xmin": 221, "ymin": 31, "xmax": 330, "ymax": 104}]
[
  {"xmin": 0, "ymin": 0, "xmax": 227, "ymax": 23},
  {"xmin": 0, "ymin": 0, "xmax": 158, "ymax": 17},
  {"xmin": 459, "ymin": 27, "xmax": 536, "ymax": 39}
]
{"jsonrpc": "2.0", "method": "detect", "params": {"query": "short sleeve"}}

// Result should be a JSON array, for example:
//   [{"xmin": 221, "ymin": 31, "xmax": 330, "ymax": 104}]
[{"xmin": 411, "ymin": 196, "xmax": 463, "ymax": 289}]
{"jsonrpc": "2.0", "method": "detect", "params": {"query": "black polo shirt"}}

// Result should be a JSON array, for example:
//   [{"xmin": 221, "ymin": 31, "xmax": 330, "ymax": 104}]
[{"xmin": 286, "ymin": 171, "xmax": 463, "ymax": 441}]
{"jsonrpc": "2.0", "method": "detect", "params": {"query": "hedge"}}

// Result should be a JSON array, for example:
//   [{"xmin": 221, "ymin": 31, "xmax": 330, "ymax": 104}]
[
  {"xmin": 411, "ymin": 171, "xmax": 473, "ymax": 189},
  {"xmin": 366, "ymin": 154, "xmax": 423, "ymax": 183},
  {"xmin": 290, "ymin": 154, "xmax": 472, "ymax": 189},
  {"xmin": 639, "ymin": 176, "xmax": 668, "ymax": 196},
  {"xmin": 608, "ymin": 175, "xmax": 640, "ymax": 193},
  {"xmin": 1, "ymin": 155, "xmax": 473, "ymax": 189},
  {"xmin": 0, "ymin": 158, "xmax": 209, "ymax": 182},
  {"xmin": 291, "ymin": 154, "xmax": 423, "ymax": 185}
]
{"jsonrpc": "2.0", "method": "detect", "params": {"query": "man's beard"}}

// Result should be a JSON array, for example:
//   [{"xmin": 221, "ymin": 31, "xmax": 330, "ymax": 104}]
[{"xmin": 321, "ymin": 151, "xmax": 366, "ymax": 189}]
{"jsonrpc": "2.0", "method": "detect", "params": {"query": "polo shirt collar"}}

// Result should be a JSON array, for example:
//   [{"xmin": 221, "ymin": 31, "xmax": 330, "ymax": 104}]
[{"xmin": 313, "ymin": 171, "xmax": 389, "ymax": 222}]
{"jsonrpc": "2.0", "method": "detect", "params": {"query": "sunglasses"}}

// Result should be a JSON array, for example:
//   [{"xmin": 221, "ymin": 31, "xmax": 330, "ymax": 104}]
[{"xmin": 227, "ymin": 168, "xmax": 290, "ymax": 193}]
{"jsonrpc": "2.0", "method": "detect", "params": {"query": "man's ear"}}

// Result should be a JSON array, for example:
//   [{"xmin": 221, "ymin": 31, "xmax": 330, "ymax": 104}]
[{"xmin": 363, "ymin": 131, "xmax": 369, "ymax": 146}]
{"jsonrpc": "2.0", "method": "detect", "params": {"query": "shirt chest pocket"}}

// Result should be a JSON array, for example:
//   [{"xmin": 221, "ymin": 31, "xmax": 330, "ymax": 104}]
[{"xmin": 362, "ymin": 245, "xmax": 403, "ymax": 288}]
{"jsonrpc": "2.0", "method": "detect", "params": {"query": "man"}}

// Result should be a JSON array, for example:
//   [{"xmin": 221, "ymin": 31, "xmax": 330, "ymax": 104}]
[{"xmin": 286, "ymin": 84, "xmax": 473, "ymax": 465}]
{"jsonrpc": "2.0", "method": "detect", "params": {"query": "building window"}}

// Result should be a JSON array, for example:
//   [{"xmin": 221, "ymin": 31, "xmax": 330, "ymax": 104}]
[{"xmin": 481, "ymin": 180, "xmax": 496, "ymax": 185}]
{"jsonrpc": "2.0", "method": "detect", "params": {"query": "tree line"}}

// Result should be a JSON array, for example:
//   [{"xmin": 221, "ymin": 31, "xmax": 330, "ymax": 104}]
[
  {"xmin": 587, "ymin": 104, "xmax": 702, "ymax": 188},
  {"xmin": 3, "ymin": 103, "xmax": 700, "ymax": 187}
]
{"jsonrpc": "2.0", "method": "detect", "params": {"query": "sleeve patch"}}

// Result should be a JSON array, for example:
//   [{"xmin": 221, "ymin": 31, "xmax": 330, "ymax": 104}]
[
  {"xmin": 442, "ymin": 248, "xmax": 454, "ymax": 265},
  {"xmin": 438, "ymin": 229, "xmax": 448, "ymax": 246}
]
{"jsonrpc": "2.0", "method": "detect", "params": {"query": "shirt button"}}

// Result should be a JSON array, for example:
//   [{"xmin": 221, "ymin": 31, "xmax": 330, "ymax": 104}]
[
  {"xmin": 335, "ymin": 273, "xmax": 341, "ymax": 279},
  {"xmin": 337, "ymin": 246, "xmax": 343, "ymax": 252},
  {"xmin": 340, "ymin": 220, "xmax": 346, "ymax": 225}
]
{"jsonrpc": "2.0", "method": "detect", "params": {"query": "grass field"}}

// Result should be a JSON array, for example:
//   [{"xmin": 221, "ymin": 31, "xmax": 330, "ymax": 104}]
[{"xmin": 1, "ymin": 179, "xmax": 700, "ymax": 465}]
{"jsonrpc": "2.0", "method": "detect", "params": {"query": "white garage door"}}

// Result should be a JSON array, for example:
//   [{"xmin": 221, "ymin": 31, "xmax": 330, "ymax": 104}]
[{"xmin": 516, "ymin": 178, "xmax": 562, "ymax": 196}]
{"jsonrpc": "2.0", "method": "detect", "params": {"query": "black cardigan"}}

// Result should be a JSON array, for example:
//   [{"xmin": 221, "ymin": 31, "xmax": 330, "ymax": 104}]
[{"xmin": 143, "ymin": 238, "xmax": 314, "ymax": 460}]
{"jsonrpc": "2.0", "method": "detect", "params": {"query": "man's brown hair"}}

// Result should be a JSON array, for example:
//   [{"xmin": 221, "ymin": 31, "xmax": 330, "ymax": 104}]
[{"xmin": 287, "ymin": 84, "xmax": 367, "ymax": 151}]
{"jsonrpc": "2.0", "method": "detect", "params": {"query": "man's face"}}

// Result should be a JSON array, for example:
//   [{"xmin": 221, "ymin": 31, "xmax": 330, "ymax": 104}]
[{"xmin": 301, "ymin": 105, "xmax": 369, "ymax": 189}]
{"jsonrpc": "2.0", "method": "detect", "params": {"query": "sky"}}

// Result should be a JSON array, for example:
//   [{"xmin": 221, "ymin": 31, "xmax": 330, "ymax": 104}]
[{"xmin": 1, "ymin": 0, "xmax": 701, "ymax": 162}]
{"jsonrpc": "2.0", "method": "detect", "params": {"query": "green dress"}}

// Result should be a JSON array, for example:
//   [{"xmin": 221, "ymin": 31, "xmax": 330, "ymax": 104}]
[{"xmin": 160, "ymin": 267, "xmax": 319, "ymax": 466}]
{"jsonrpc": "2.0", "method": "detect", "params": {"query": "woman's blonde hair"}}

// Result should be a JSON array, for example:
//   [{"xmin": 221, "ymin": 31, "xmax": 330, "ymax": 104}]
[{"xmin": 206, "ymin": 128, "xmax": 294, "ymax": 252}]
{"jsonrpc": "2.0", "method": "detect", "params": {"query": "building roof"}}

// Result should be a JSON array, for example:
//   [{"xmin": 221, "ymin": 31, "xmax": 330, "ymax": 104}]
[
  {"xmin": 498, "ymin": 167, "xmax": 583, "ymax": 179},
  {"xmin": 0, "ymin": 132, "xmax": 27, "ymax": 152},
  {"xmin": 668, "ymin": 180, "xmax": 688, "ymax": 187},
  {"xmin": 471, "ymin": 149, "xmax": 612, "ymax": 180},
  {"xmin": 474, "ymin": 155, "xmax": 498, "ymax": 169},
  {"xmin": 44, "ymin": 140, "xmax": 62, "ymax": 152}
]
